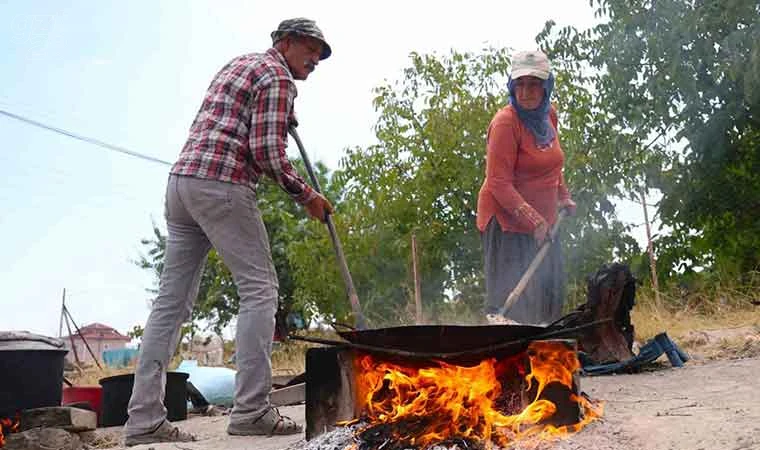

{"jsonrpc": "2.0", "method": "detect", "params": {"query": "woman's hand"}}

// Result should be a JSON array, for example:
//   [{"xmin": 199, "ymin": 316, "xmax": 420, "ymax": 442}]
[
  {"xmin": 533, "ymin": 221, "xmax": 549, "ymax": 244},
  {"xmin": 558, "ymin": 198, "xmax": 577, "ymax": 216}
]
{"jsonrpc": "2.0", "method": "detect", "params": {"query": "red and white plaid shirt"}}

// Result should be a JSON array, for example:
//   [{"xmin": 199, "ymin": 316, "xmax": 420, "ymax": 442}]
[{"xmin": 171, "ymin": 48, "xmax": 315, "ymax": 205}]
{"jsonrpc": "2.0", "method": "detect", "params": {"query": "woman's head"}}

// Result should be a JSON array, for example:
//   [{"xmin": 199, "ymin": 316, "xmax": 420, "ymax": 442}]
[
  {"xmin": 513, "ymin": 76, "xmax": 545, "ymax": 110},
  {"xmin": 508, "ymin": 50, "xmax": 552, "ymax": 111},
  {"xmin": 507, "ymin": 50, "xmax": 556, "ymax": 148}
]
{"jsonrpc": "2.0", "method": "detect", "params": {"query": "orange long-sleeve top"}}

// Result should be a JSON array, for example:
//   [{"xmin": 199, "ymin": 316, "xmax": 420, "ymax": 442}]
[{"xmin": 476, "ymin": 104, "xmax": 571, "ymax": 233}]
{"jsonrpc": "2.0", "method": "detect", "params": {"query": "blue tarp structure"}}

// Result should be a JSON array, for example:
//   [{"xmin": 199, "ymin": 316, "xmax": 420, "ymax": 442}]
[
  {"xmin": 177, "ymin": 360, "xmax": 236, "ymax": 407},
  {"xmin": 102, "ymin": 348, "xmax": 139, "ymax": 368}
]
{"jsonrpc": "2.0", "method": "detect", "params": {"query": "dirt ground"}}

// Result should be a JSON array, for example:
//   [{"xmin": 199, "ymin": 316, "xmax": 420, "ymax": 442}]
[
  {"xmin": 103, "ymin": 404, "xmax": 306, "ymax": 450},
  {"xmin": 552, "ymin": 356, "xmax": 760, "ymax": 450},
  {"xmin": 104, "ymin": 354, "xmax": 760, "ymax": 450}
]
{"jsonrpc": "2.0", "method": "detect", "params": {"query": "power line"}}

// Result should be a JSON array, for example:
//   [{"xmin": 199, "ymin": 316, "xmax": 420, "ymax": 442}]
[{"xmin": 0, "ymin": 108, "xmax": 173, "ymax": 167}]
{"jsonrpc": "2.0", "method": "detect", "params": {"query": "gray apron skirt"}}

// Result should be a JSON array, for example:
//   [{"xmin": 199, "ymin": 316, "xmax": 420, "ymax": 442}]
[{"xmin": 482, "ymin": 217, "xmax": 565, "ymax": 325}]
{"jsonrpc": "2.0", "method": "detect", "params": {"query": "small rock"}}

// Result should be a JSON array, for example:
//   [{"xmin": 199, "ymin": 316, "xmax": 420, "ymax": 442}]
[
  {"xmin": 76, "ymin": 430, "xmax": 98, "ymax": 445},
  {"xmin": 5, "ymin": 428, "xmax": 82, "ymax": 450}
]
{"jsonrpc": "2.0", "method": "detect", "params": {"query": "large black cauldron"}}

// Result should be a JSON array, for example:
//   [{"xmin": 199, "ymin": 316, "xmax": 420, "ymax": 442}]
[
  {"xmin": 0, "ymin": 332, "xmax": 68, "ymax": 418},
  {"xmin": 99, "ymin": 372, "xmax": 189, "ymax": 427}
]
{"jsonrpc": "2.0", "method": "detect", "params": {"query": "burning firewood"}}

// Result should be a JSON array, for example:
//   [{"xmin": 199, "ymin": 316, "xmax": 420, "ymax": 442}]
[
  {"xmin": 321, "ymin": 341, "xmax": 604, "ymax": 450},
  {"xmin": 298, "ymin": 265, "xmax": 636, "ymax": 449},
  {"xmin": 0, "ymin": 416, "xmax": 19, "ymax": 448}
]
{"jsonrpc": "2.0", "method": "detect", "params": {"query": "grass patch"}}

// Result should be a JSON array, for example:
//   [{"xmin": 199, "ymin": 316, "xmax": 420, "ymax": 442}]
[
  {"xmin": 65, "ymin": 365, "xmax": 135, "ymax": 387},
  {"xmin": 633, "ymin": 280, "xmax": 760, "ymax": 337},
  {"xmin": 631, "ymin": 302, "xmax": 760, "ymax": 342},
  {"xmin": 631, "ymin": 282, "xmax": 760, "ymax": 360}
]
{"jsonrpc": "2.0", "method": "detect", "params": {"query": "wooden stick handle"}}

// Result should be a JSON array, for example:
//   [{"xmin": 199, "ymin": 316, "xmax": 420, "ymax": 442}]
[
  {"xmin": 288, "ymin": 127, "xmax": 367, "ymax": 330},
  {"xmin": 498, "ymin": 209, "xmax": 567, "ymax": 317}
]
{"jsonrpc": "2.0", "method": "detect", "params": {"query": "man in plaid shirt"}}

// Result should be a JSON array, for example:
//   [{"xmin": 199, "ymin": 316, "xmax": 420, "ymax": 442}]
[{"xmin": 125, "ymin": 18, "xmax": 333, "ymax": 445}]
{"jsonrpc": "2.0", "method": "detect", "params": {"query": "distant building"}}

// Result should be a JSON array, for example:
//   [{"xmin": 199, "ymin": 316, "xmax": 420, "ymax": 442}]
[
  {"xmin": 185, "ymin": 334, "xmax": 225, "ymax": 366},
  {"xmin": 62, "ymin": 323, "xmax": 131, "ymax": 365}
]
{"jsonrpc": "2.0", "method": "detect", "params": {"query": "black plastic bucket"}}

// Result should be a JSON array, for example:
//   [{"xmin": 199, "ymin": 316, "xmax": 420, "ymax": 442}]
[
  {"xmin": 99, "ymin": 372, "xmax": 189, "ymax": 427},
  {"xmin": 0, "ymin": 349, "xmax": 68, "ymax": 417}
]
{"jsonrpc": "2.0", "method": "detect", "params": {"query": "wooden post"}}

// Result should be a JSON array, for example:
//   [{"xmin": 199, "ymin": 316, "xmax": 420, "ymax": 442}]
[
  {"xmin": 62, "ymin": 291, "xmax": 82, "ymax": 367},
  {"xmin": 64, "ymin": 306, "xmax": 103, "ymax": 370},
  {"xmin": 640, "ymin": 187, "xmax": 662, "ymax": 307},
  {"xmin": 411, "ymin": 234, "xmax": 423, "ymax": 325},
  {"xmin": 59, "ymin": 288, "xmax": 65, "ymax": 338}
]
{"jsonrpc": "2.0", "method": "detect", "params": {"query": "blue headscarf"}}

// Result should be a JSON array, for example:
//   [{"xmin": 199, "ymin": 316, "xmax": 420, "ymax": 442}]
[{"xmin": 507, "ymin": 73, "xmax": 555, "ymax": 148}]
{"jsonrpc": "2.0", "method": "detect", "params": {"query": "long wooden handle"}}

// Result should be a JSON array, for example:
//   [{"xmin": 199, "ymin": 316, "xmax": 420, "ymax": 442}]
[
  {"xmin": 498, "ymin": 209, "xmax": 567, "ymax": 317},
  {"xmin": 288, "ymin": 127, "xmax": 367, "ymax": 330}
]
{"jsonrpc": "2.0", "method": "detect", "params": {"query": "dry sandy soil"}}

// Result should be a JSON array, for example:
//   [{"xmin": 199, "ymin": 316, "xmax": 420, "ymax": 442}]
[
  {"xmin": 107, "ymin": 354, "xmax": 760, "ymax": 450},
  {"xmin": 552, "ymin": 356, "xmax": 760, "ymax": 450}
]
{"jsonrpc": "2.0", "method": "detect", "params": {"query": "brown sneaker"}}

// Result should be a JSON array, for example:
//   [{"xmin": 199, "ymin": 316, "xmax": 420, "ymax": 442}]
[
  {"xmin": 227, "ymin": 407, "xmax": 303, "ymax": 436},
  {"xmin": 124, "ymin": 421, "xmax": 197, "ymax": 447}
]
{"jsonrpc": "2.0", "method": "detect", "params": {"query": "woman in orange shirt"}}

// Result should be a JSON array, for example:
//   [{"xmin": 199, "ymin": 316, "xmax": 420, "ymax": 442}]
[{"xmin": 477, "ymin": 50, "xmax": 576, "ymax": 325}]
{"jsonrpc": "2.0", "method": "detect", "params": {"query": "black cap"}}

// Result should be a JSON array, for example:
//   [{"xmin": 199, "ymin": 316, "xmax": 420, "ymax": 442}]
[{"xmin": 271, "ymin": 18, "xmax": 331, "ymax": 60}]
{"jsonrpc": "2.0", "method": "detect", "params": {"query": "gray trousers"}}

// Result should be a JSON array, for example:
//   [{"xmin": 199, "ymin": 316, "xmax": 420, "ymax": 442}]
[{"xmin": 125, "ymin": 175, "xmax": 278, "ymax": 435}]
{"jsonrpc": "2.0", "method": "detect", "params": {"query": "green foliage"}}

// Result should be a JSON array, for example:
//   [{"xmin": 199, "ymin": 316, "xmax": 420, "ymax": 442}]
[
  {"xmin": 127, "ymin": 324, "xmax": 144, "ymax": 339},
  {"xmin": 288, "ymin": 47, "xmax": 644, "ymax": 324},
  {"xmin": 288, "ymin": 50, "xmax": 510, "ymax": 325},
  {"xmin": 579, "ymin": 0, "xmax": 760, "ymax": 275},
  {"xmin": 135, "ymin": 0, "xmax": 760, "ymax": 330},
  {"xmin": 259, "ymin": 159, "xmax": 336, "ymax": 329},
  {"xmin": 134, "ymin": 221, "xmax": 166, "ymax": 287}
]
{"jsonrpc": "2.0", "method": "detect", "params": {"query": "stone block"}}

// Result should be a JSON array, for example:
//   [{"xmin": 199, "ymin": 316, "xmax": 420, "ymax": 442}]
[{"xmin": 20, "ymin": 407, "xmax": 97, "ymax": 432}]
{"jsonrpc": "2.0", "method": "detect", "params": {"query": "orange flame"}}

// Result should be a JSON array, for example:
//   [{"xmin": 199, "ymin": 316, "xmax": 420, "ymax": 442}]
[
  {"xmin": 354, "ymin": 341, "xmax": 603, "ymax": 448},
  {"xmin": 0, "ymin": 416, "xmax": 20, "ymax": 448}
]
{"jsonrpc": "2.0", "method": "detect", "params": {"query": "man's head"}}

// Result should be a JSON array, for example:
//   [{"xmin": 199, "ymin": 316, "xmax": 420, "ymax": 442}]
[{"xmin": 271, "ymin": 18, "xmax": 331, "ymax": 80}]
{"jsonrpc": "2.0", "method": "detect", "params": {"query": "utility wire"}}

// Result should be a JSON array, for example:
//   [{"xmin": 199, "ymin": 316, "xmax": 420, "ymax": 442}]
[{"xmin": 0, "ymin": 108, "xmax": 172, "ymax": 167}]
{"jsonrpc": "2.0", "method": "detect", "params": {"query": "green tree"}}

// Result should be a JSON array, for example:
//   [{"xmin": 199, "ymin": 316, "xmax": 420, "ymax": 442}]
[
  {"xmin": 544, "ymin": 0, "xmax": 760, "ymax": 276},
  {"xmin": 288, "ymin": 48, "xmax": 643, "ymax": 324},
  {"xmin": 134, "ymin": 2, "xmax": 760, "ymax": 325},
  {"xmin": 287, "ymin": 50, "xmax": 511, "ymax": 325}
]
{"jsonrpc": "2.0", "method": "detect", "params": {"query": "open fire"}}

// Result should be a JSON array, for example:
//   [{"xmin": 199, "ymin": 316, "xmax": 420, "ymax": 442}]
[
  {"xmin": 0, "ymin": 416, "xmax": 20, "ymax": 448},
  {"xmin": 347, "ymin": 341, "xmax": 602, "ymax": 449}
]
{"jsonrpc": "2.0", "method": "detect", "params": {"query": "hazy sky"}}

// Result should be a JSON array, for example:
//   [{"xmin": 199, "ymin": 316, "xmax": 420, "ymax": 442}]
[{"xmin": 1, "ymin": 1, "xmax": 648, "ymax": 338}]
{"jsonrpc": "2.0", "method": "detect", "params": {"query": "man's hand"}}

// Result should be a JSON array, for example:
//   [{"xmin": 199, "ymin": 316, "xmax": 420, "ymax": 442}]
[
  {"xmin": 558, "ymin": 198, "xmax": 577, "ymax": 216},
  {"xmin": 533, "ymin": 221, "xmax": 549, "ymax": 245},
  {"xmin": 304, "ymin": 193, "xmax": 334, "ymax": 222}
]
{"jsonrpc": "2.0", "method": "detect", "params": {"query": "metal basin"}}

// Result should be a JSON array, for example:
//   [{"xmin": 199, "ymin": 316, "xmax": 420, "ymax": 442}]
[{"xmin": 336, "ymin": 324, "xmax": 549, "ymax": 354}]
